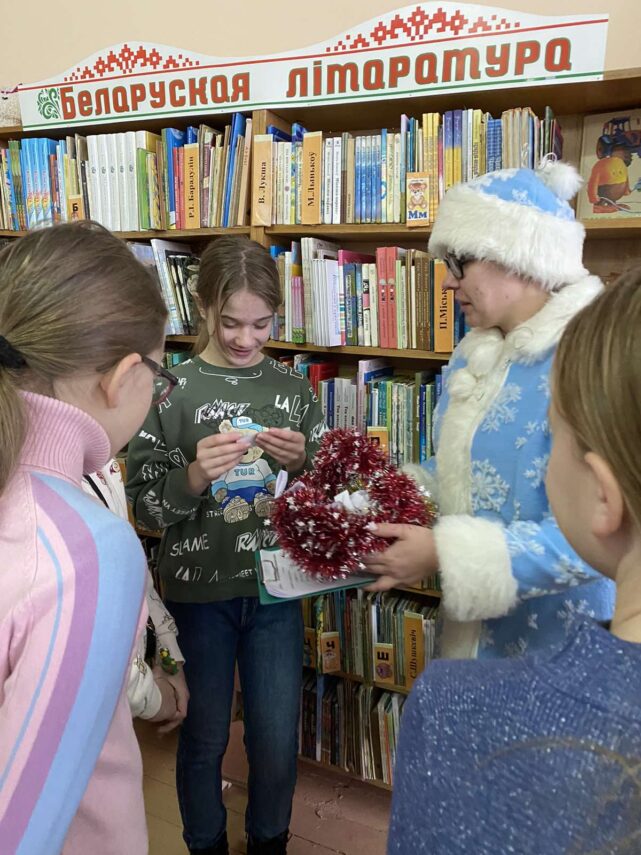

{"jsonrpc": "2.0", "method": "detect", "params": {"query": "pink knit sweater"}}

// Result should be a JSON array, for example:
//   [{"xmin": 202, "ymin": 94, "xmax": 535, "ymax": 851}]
[{"xmin": 0, "ymin": 392, "xmax": 148, "ymax": 854}]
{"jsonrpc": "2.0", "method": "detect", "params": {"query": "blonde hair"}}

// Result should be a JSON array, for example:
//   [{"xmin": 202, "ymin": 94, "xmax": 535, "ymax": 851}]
[
  {"xmin": 194, "ymin": 236, "xmax": 280, "ymax": 353},
  {"xmin": 0, "ymin": 221, "xmax": 167, "ymax": 494},
  {"xmin": 553, "ymin": 267, "xmax": 641, "ymax": 528}
]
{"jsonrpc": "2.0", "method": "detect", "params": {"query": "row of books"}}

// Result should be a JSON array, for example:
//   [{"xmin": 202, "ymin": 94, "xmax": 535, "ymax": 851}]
[
  {"xmin": 252, "ymin": 106, "xmax": 562, "ymax": 227},
  {"xmin": 164, "ymin": 350, "xmax": 191, "ymax": 369},
  {"xmin": 271, "ymin": 239, "xmax": 467, "ymax": 352},
  {"xmin": 277, "ymin": 354, "xmax": 442, "ymax": 465},
  {"xmin": 300, "ymin": 673, "xmax": 405, "ymax": 786},
  {"xmin": 128, "ymin": 240, "xmax": 200, "ymax": 335},
  {"xmin": 0, "ymin": 115, "xmax": 251, "ymax": 232},
  {"xmin": 303, "ymin": 588, "xmax": 440, "ymax": 689}
]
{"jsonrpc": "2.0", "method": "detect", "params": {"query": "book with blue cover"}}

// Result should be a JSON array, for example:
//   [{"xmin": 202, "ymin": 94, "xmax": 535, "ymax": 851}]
[
  {"xmin": 162, "ymin": 128, "xmax": 185, "ymax": 228},
  {"xmin": 222, "ymin": 113, "xmax": 246, "ymax": 226}
]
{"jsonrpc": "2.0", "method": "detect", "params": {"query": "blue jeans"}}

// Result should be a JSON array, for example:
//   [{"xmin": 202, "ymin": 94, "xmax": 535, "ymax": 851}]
[{"xmin": 167, "ymin": 598, "xmax": 303, "ymax": 850}]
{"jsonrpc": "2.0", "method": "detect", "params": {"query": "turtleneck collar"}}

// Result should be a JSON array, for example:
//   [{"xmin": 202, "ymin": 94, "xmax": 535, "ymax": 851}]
[{"xmin": 19, "ymin": 391, "xmax": 112, "ymax": 485}]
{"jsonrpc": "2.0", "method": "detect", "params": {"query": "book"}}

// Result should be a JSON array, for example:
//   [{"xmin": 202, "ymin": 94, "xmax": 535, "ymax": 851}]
[
  {"xmin": 183, "ymin": 141, "xmax": 200, "ymax": 228},
  {"xmin": 433, "ymin": 260, "xmax": 454, "ymax": 353},
  {"xmin": 162, "ymin": 128, "xmax": 185, "ymax": 228},
  {"xmin": 577, "ymin": 109, "xmax": 641, "ymax": 219},
  {"xmin": 302, "ymin": 131, "xmax": 323, "ymax": 225},
  {"xmin": 406, "ymin": 172, "xmax": 429, "ymax": 226}
]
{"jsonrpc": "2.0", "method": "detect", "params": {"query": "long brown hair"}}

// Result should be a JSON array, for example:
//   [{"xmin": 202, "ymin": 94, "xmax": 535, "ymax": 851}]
[
  {"xmin": 0, "ymin": 221, "xmax": 167, "ymax": 494},
  {"xmin": 193, "ymin": 236, "xmax": 280, "ymax": 353},
  {"xmin": 553, "ymin": 266, "xmax": 641, "ymax": 528}
]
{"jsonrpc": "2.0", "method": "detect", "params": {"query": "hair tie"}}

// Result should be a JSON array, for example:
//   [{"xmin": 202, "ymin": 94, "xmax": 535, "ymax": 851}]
[{"xmin": 0, "ymin": 335, "xmax": 27, "ymax": 369}]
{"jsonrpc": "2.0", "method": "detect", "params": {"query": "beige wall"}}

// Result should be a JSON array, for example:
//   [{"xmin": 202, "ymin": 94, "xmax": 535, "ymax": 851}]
[{"xmin": 2, "ymin": 0, "xmax": 640, "ymax": 87}]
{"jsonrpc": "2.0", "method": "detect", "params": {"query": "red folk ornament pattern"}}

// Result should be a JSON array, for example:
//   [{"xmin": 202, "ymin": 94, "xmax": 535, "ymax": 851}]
[
  {"xmin": 63, "ymin": 44, "xmax": 201, "ymax": 83},
  {"xmin": 270, "ymin": 428, "xmax": 438, "ymax": 580},
  {"xmin": 325, "ymin": 5, "xmax": 521, "ymax": 53}
]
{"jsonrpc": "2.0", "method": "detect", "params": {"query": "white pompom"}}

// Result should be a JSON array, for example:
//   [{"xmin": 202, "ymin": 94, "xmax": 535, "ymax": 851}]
[
  {"xmin": 448, "ymin": 368, "xmax": 477, "ymax": 401},
  {"xmin": 536, "ymin": 157, "xmax": 583, "ymax": 201}
]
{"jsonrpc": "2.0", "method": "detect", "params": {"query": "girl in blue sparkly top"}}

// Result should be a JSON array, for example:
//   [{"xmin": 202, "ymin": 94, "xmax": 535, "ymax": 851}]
[{"xmin": 388, "ymin": 266, "xmax": 641, "ymax": 855}]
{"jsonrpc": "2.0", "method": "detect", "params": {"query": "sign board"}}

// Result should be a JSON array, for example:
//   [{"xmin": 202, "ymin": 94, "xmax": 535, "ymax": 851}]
[{"xmin": 18, "ymin": 4, "xmax": 609, "ymax": 130}]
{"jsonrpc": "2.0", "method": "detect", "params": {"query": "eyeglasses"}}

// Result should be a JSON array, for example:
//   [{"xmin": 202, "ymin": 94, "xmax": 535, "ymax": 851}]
[
  {"xmin": 141, "ymin": 356, "xmax": 179, "ymax": 406},
  {"xmin": 443, "ymin": 253, "xmax": 469, "ymax": 281}
]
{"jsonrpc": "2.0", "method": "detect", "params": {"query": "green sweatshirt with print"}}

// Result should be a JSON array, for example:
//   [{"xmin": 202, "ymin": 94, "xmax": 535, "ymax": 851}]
[{"xmin": 126, "ymin": 355, "xmax": 327, "ymax": 602}]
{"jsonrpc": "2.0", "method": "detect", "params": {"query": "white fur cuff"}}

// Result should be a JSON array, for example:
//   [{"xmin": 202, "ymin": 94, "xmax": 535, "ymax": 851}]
[
  {"xmin": 434, "ymin": 515, "xmax": 518, "ymax": 621},
  {"xmin": 402, "ymin": 462, "xmax": 439, "ymax": 505}
]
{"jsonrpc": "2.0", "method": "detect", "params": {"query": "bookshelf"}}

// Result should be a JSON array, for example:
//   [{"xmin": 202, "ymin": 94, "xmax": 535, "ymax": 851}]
[
  {"xmin": 166, "ymin": 335, "xmax": 451, "ymax": 362},
  {"xmin": 3, "ymin": 64, "xmax": 641, "ymax": 792},
  {"xmin": 298, "ymin": 756, "xmax": 393, "ymax": 793}
]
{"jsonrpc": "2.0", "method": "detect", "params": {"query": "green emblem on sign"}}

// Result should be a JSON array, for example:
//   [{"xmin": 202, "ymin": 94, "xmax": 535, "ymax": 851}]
[{"xmin": 36, "ymin": 88, "xmax": 61, "ymax": 120}]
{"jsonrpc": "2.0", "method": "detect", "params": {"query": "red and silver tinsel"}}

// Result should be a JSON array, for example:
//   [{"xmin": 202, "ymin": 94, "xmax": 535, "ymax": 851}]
[{"xmin": 270, "ymin": 428, "xmax": 438, "ymax": 580}]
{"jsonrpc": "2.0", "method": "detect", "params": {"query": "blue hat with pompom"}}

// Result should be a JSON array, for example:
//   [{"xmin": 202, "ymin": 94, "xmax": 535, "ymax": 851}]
[{"xmin": 428, "ymin": 159, "xmax": 588, "ymax": 291}]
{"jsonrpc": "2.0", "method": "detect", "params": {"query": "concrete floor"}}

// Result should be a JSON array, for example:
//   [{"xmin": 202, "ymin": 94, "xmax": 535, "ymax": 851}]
[{"xmin": 137, "ymin": 719, "xmax": 391, "ymax": 855}]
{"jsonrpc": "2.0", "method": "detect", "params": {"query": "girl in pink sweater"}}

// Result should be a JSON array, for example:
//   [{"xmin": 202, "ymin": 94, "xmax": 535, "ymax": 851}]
[{"xmin": 0, "ymin": 222, "xmax": 178, "ymax": 854}]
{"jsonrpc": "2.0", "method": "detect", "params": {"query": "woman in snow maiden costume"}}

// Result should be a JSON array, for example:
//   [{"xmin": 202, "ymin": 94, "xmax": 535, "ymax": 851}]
[{"xmin": 364, "ymin": 159, "xmax": 614, "ymax": 659}]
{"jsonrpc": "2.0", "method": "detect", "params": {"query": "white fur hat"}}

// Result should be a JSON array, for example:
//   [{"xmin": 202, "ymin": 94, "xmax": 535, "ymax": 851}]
[{"xmin": 428, "ymin": 159, "xmax": 588, "ymax": 291}]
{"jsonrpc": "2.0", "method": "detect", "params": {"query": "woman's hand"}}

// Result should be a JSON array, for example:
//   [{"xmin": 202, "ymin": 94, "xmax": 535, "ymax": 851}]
[
  {"xmin": 187, "ymin": 433, "xmax": 252, "ymax": 496},
  {"xmin": 255, "ymin": 428, "xmax": 306, "ymax": 473},
  {"xmin": 362, "ymin": 523, "xmax": 439, "ymax": 592}
]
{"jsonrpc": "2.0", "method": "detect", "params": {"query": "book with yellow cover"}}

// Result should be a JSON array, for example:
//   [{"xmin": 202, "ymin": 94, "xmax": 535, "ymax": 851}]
[
  {"xmin": 251, "ymin": 133, "xmax": 273, "ymax": 226},
  {"xmin": 433, "ymin": 259, "xmax": 454, "ymax": 353},
  {"xmin": 301, "ymin": 131, "xmax": 323, "ymax": 225}
]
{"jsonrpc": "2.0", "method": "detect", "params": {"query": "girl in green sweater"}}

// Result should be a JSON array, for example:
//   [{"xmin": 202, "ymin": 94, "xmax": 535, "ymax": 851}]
[{"xmin": 127, "ymin": 236, "xmax": 326, "ymax": 855}]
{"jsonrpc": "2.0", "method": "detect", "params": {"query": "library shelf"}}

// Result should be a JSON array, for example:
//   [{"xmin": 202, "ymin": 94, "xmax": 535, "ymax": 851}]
[{"xmin": 297, "ymin": 755, "xmax": 392, "ymax": 792}]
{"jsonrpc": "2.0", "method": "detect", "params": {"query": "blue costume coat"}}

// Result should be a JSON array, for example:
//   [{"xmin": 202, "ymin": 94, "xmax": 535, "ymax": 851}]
[{"xmin": 409, "ymin": 276, "xmax": 614, "ymax": 659}]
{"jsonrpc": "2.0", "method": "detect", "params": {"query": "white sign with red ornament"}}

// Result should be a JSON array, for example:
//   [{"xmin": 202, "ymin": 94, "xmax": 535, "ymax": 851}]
[{"xmin": 18, "ymin": 3, "xmax": 608, "ymax": 130}]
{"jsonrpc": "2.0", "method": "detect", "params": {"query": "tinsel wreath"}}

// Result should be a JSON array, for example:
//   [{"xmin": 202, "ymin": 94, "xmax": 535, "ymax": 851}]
[{"xmin": 269, "ymin": 428, "xmax": 438, "ymax": 580}]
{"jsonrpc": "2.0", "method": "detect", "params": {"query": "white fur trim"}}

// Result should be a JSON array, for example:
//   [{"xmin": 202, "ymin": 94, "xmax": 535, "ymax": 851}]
[
  {"xmin": 435, "ymin": 334, "xmax": 509, "ymax": 516},
  {"xmin": 428, "ymin": 182, "xmax": 588, "ymax": 290},
  {"xmin": 438, "ymin": 619, "xmax": 481, "ymax": 660},
  {"xmin": 434, "ymin": 515, "xmax": 517, "ymax": 621},
  {"xmin": 434, "ymin": 277, "xmax": 602, "ymax": 519},
  {"xmin": 401, "ymin": 462, "xmax": 439, "ymax": 505}
]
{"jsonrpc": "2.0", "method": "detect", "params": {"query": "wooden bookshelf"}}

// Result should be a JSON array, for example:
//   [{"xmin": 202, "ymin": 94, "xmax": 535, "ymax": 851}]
[
  {"xmin": 298, "ymin": 756, "xmax": 392, "ymax": 792},
  {"xmin": 397, "ymin": 585, "xmax": 441, "ymax": 598},
  {"xmin": 5, "ymin": 219, "xmax": 641, "ymax": 243},
  {"xmin": 266, "ymin": 223, "xmax": 430, "ymax": 241},
  {"xmin": 0, "ymin": 227, "xmax": 250, "ymax": 240},
  {"xmin": 166, "ymin": 334, "xmax": 197, "ymax": 346},
  {"xmin": 265, "ymin": 341, "xmax": 450, "ymax": 361},
  {"xmin": 135, "ymin": 525, "xmax": 162, "ymax": 539},
  {"xmin": 165, "ymin": 335, "xmax": 451, "ymax": 362},
  {"xmin": 333, "ymin": 670, "xmax": 410, "ymax": 697},
  {"xmin": 583, "ymin": 218, "xmax": 641, "ymax": 239}
]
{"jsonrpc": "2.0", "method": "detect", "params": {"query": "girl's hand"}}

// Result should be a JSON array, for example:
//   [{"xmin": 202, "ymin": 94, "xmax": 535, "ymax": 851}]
[
  {"xmin": 187, "ymin": 433, "xmax": 252, "ymax": 495},
  {"xmin": 149, "ymin": 674, "xmax": 178, "ymax": 725},
  {"xmin": 362, "ymin": 524, "xmax": 439, "ymax": 592},
  {"xmin": 157, "ymin": 664, "xmax": 189, "ymax": 735},
  {"xmin": 255, "ymin": 428, "xmax": 307, "ymax": 472}
]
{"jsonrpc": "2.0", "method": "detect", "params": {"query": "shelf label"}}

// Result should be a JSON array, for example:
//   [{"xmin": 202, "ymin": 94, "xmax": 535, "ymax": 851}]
[
  {"xmin": 321, "ymin": 631, "xmax": 341, "ymax": 673},
  {"xmin": 304, "ymin": 627, "xmax": 317, "ymax": 670},
  {"xmin": 18, "ymin": 5, "xmax": 608, "ymax": 130},
  {"xmin": 374, "ymin": 642, "xmax": 396, "ymax": 685}
]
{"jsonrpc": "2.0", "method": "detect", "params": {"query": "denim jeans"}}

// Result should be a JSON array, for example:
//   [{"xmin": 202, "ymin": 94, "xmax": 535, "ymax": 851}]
[{"xmin": 167, "ymin": 597, "xmax": 303, "ymax": 850}]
